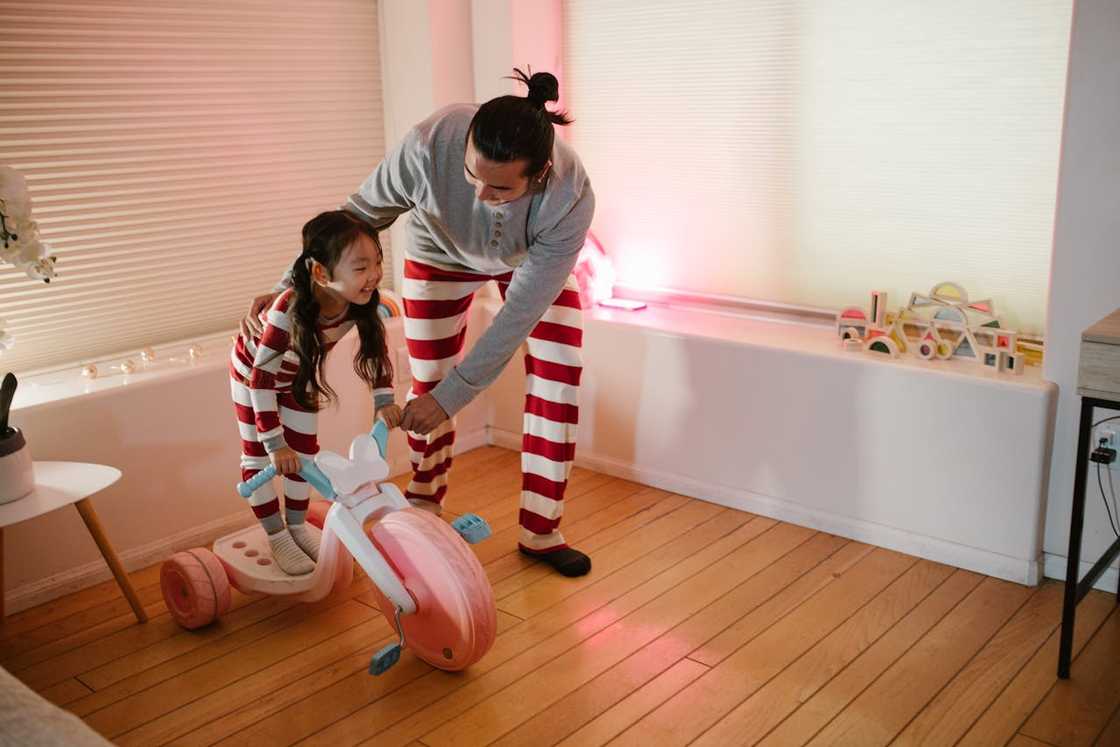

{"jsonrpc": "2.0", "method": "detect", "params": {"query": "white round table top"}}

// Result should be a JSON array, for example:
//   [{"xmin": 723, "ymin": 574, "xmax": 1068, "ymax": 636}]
[{"xmin": 0, "ymin": 461, "xmax": 121, "ymax": 528}]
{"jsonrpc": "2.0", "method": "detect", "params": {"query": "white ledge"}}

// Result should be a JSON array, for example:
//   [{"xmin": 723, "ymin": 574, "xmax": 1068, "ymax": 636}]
[
  {"xmin": 581, "ymin": 300, "xmax": 1052, "ymax": 394},
  {"xmin": 12, "ymin": 318, "xmax": 404, "ymax": 412}
]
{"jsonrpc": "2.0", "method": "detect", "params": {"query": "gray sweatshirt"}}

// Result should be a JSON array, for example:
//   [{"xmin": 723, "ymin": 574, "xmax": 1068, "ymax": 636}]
[{"xmin": 343, "ymin": 104, "xmax": 596, "ymax": 416}]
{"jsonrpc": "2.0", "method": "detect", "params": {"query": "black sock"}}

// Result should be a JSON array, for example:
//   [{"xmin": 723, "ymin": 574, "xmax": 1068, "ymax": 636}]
[{"xmin": 519, "ymin": 546, "xmax": 592, "ymax": 577}]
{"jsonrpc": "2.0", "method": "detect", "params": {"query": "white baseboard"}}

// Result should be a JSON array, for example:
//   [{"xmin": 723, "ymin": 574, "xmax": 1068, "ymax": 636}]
[
  {"xmin": 489, "ymin": 427, "xmax": 1043, "ymax": 586},
  {"xmin": 1043, "ymin": 552, "xmax": 1119, "ymax": 592},
  {"xmin": 4, "ymin": 511, "xmax": 256, "ymax": 615},
  {"xmin": 5, "ymin": 426, "xmax": 494, "ymax": 616},
  {"xmin": 453, "ymin": 427, "xmax": 491, "ymax": 458}
]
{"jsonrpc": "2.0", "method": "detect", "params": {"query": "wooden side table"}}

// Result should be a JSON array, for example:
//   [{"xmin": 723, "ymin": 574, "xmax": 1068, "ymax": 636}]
[
  {"xmin": 1058, "ymin": 307, "xmax": 1120, "ymax": 678},
  {"xmin": 0, "ymin": 462, "xmax": 147, "ymax": 623}
]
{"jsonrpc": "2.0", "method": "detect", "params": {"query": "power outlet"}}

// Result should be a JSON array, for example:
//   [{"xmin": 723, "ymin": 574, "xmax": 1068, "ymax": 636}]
[
  {"xmin": 1092, "ymin": 425, "xmax": 1120, "ymax": 473},
  {"xmin": 1097, "ymin": 427, "xmax": 1118, "ymax": 450}
]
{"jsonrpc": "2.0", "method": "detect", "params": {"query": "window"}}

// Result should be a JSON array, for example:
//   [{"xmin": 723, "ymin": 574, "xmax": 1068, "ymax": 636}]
[
  {"xmin": 0, "ymin": 0, "xmax": 387, "ymax": 374},
  {"xmin": 564, "ymin": 0, "xmax": 1072, "ymax": 334}
]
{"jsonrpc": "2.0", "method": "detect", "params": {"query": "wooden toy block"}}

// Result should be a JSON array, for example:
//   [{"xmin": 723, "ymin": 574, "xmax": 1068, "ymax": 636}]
[
  {"xmin": 865, "ymin": 336, "xmax": 900, "ymax": 358},
  {"xmin": 871, "ymin": 291, "xmax": 888, "ymax": 328},
  {"xmin": 931, "ymin": 281, "xmax": 968, "ymax": 303},
  {"xmin": 836, "ymin": 306, "xmax": 869, "ymax": 343},
  {"xmin": 973, "ymin": 328, "xmax": 999, "ymax": 349},
  {"xmin": 968, "ymin": 300, "xmax": 994, "ymax": 314},
  {"xmin": 953, "ymin": 329, "xmax": 981, "ymax": 359},
  {"xmin": 933, "ymin": 306, "xmax": 968, "ymax": 325},
  {"xmin": 843, "ymin": 282, "xmax": 1038, "ymax": 375}
]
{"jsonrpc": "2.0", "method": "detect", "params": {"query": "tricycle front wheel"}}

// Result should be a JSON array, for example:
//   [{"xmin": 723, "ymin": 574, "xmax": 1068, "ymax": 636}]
[{"xmin": 367, "ymin": 509, "xmax": 496, "ymax": 671}]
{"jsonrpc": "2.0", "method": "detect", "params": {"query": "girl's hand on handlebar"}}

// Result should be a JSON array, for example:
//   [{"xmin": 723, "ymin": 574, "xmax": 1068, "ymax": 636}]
[
  {"xmin": 269, "ymin": 446, "xmax": 302, "ymax": 475},
  {"xmin": 377, "ymin": 404, "xmax": 403, "ymax": 429}
]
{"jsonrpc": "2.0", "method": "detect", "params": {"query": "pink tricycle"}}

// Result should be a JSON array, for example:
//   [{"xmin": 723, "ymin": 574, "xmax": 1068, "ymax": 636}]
[{"xmin": 160, "ymin": 422, "xmax": 496, "ymax": 674}]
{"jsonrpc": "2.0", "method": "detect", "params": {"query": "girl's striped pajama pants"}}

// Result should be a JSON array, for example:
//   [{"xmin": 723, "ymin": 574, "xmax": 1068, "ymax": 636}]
[
  {"xmin": 230, "ymin": 378, "xmax": 318, "ymax": 529},
  {"xmin": 402, "ymin": 259, "xmax": 583, "ymax": 553}
]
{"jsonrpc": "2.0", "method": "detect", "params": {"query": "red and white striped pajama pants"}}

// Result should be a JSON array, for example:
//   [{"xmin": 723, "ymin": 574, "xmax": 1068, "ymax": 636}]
[
  {"xmin": 402, "ymin": 259, "xmax": 583, "ymax": 553},
  {"xmin": 230, "ymin": 376, "xmax": 319, "ymax": 528}
]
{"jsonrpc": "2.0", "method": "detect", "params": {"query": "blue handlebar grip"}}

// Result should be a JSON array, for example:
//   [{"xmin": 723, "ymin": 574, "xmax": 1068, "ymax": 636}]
[
  {"xmin": 237, "ymin": 466, "xmax": 277, "ymax": 498},
  {"xmin": 371, "ymin": 419, "xmax": 389, "ymax": 458},
  {"xmin": 300, "ymin": 460, "xmax": 336, "ymax": 500},
  {"xmin": 235, "ymin": 459, "xmax": 336, "ymax": 500}
]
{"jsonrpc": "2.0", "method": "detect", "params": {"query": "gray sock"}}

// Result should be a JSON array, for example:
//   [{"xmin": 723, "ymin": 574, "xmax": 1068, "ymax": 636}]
[
  {"xmin": 288, "ymin": 523, "xmax": 320, "ymax": 561},
  {"xmin": 260, "ymin": 512, "xmax": 284, "ymax": 535},
  {"xmin": 267, "ymin": 529, "xmax": 315, "ymax": 575}
]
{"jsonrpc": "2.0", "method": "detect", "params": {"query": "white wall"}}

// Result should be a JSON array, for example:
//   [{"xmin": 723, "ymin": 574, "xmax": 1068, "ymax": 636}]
[
  {"xmin": 471, "ymin": 0, "xmax": 514, "ymax": 102},
  {"xmin": 377, "ymin": 0, "xmax": 476, "ymax": 291},
  {"xmin": 471, "ymin": 0, "xmax": 563, "ymax": 105},
  {"xmin": 1042, "ymin": 0, "xmax": 1120, "ymax": 588}
]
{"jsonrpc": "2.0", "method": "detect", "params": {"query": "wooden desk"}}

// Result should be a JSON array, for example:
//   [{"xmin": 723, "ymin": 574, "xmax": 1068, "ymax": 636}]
[
  {"xmin": 0, "ymin": 462, "xmax": 147, "ymax": 624},
  {"xmin": 1058, "ymin": 307, "xmax": 1120, "ymax": 678}
]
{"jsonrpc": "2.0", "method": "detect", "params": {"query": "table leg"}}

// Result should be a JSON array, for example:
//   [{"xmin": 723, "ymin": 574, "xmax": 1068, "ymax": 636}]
[
  {"xmin": 74, "ymin": 498, "xmax": 148, "ymax": 624},
  {"xmin": 1058, "ymin": 397, "xmax": 1094, "ymax": 678}
]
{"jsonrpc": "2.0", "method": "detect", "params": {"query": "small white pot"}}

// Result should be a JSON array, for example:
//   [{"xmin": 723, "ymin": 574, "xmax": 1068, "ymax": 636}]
[{"xmin": 0, "ymin": 429, "xmax": 34, "ymax": 504}]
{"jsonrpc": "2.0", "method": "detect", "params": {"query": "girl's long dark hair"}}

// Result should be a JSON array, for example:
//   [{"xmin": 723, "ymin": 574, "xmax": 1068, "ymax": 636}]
[{"xmin": 289, "ymin": 210, "xmax": 392, "ymax": 411}]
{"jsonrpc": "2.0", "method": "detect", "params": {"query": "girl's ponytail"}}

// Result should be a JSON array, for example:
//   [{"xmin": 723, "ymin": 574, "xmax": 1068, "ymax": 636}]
[{"xmin": 289, "ymin": 249, "xmax": 334, "ymax": 411}]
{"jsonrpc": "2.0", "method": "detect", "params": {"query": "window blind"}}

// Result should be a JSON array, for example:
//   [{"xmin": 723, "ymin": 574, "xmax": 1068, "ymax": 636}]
[
  {"xmin": 0, "ymin": 0, "xmax": 387, "ymax": 374},
  {"xmin": 564, "ymin": 0, "xmax": 1072, "ymax": 334}
]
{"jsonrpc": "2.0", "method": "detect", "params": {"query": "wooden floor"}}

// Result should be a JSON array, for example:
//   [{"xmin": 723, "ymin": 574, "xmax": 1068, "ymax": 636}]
[{"xmin": 2, "ymin": 446, "xmax": 1118, "ymax": 746}]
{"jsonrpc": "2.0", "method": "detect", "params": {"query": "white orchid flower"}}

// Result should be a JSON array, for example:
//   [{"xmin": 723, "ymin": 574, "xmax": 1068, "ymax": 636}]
[{"xmin": 0, "ymin": 165, "xmax": 58, "ymax": 283}]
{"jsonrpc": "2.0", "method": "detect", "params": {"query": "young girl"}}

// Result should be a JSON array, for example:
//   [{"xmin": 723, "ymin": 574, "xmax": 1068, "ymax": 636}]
[{"xmin": 229, "ymin": 210, "xmax": 400, "ymax": 575}]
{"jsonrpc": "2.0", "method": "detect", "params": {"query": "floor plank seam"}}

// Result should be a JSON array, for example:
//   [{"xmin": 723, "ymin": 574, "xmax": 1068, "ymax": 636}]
[
  {"xmin": 80, "ymin": 592, "xmax": 375, "ymax": 725},
  {"xmin": 248, "ymin": 501, "xmax": 693, "ymax": 744},
  {"xmin": 499, "ymin": 503, "xmax": 743, "ymax": 620},
  {"xmin": 453, "ymin": 514, "xmax": 774, "ymax": 746},
  {"xmin": 699, "ymin": 544, "xmax": 890, "ymax": 672},
  {"xmin": 478, "ymin": 523, "xmax": 809, "ymax": 746},
  {"xmin": 755, "ymin": 563, "xmax": 972, "ymax": 747},
  {"xmin": 1016, "ymin": 606, "xmax": 1120, "ymax": 745},
  {"xmin": 51, "ymin": 594, "xmax": 282, "ymax": 686},
  {"xmin": 692, "ymin": 555, "xmax": 930, "ymax": 746},
  {"xmin": 677, "ymin": 529, "xmax": 840, "ymax": 672},
  {"xmin": 111, "ymin": 610, "xmax": 389, "ymax": 745},
  {"xmin": 5, "ymin": 595, "xmax": 170, "ymax": 672},
  {"xmin": 316, "ymin": 506, "xmax": 765, "ymax": 745},
  {"xmin": 950, "ymin": 589, "xmax": 1067, "ymax": 745},
  {"xmin": 888, "ymin": 583, "xmax": 1042, "ymax": 745},
  {"xmin": 216, "ymin": 627, "xmax": 428, "ymax": 746},
  {"xmin": 777, "ymin": 561, "xmax": 977, "ymax": 746},
  {"xmin": 1091, "ymin": 700, "xmax": 1120, "ymax": 747}
]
